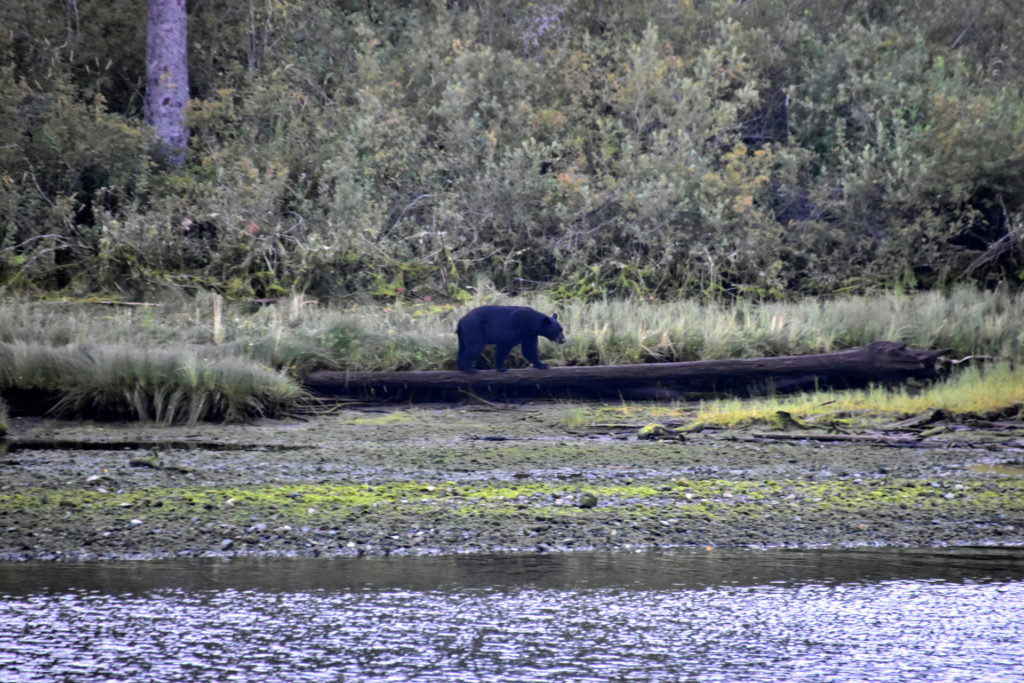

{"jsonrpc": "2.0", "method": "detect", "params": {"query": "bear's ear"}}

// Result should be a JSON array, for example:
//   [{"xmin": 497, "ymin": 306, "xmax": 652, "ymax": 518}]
[{"xmin": 551, "ymin": 313, "xmax": 558, "ymax": 320}]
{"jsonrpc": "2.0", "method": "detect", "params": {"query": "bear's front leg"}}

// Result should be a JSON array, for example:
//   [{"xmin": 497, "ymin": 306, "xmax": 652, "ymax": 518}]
[
  {"xmin": 521, "ymin": 336, "xmax": 548, "ymax": 369},
  {"xmin": 457, "ymin": 341, "xmax": 484, "ymax": 373}
]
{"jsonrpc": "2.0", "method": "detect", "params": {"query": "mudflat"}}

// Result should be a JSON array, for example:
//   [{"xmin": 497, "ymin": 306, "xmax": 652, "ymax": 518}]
[{"xmin": 2, "ymin": 405, "xmax": 1022, "ymax": 561}]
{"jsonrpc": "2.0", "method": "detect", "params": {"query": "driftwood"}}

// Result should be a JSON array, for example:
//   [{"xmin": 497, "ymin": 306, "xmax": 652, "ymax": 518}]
[
  {"xmin": 0, "ymin": 438, "xmax": 306, "ymax": 453},
  {"xmin": 304, "ymin": 341, "xmax": 950, "ymax": 403},
  {"xmin": 733, "ymin": 431, "xmax": 1024, "ymax": 452}
]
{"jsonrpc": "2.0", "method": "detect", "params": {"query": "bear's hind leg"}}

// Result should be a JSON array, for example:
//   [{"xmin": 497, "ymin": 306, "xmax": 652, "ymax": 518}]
[{"xmin": 493, "ymin": 341, "xmax": 517, "ymax": 371}]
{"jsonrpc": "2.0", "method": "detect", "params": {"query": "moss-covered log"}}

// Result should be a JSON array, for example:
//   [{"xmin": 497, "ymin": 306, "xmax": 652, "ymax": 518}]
[{"xmin": 305, "ymin": 341, "xmax": 949, "ymax": 403}]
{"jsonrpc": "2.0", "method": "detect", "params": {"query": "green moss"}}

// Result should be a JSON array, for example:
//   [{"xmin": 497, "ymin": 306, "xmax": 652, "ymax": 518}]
[
  {"xmin": 337, "ymin": 411, "xmax": 418, "ymax": 426},
  {"xmin": 637, "ymin": 423, "xmax": 669, "ymax": 439},
  {"xmin": 6, "ymin": 477, "xmax": 1021, "ymax": 528}
]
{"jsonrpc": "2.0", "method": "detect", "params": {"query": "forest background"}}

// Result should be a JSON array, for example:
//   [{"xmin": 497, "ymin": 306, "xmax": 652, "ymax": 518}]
[{"xmin": 2, "ymin": 0, "xmax": 1023, "ymax": 303}]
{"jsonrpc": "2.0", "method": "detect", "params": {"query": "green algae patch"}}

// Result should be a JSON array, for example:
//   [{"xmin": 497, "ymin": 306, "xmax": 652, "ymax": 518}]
[
  {"xmin": 336, "ymin": 410, "xmax": 421, "ymax": 426},
  {"xmin": 7, "ymin": 477, "xmax": 1023, "ymax": 525},
  {"xmin": 0, "ymin": 482, "xmax": 441, "ymax": 526},
  {"xmin": 4, "ymin": 405, "xmax": 1024, "ymax": 560}
]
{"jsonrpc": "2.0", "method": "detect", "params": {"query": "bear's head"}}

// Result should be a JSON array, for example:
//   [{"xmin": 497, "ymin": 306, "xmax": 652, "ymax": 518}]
[{"xmin": 542, "ymin": 313, "xmax": 566, "ymax": 343}]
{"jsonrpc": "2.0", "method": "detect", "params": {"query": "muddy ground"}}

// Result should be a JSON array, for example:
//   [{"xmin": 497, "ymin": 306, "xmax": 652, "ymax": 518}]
[{"xmin": 1, "ymin": 404, "xmax": 1023, "ymax": 561}]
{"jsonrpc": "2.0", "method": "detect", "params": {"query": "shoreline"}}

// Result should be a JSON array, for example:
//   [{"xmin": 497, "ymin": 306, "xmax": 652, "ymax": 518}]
[{"xmin": 2, "ymin": 406, "xmax": 1023, "ymax": 562}]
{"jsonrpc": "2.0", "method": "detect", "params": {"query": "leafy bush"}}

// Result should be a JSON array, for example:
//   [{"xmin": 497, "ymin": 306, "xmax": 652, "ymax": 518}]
[{"xmin": 2, "ymin": 0, "xmax": 1022, "ymax": 300}]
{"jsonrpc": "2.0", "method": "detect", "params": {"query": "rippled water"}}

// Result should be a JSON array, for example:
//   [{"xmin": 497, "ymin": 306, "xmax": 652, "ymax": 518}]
[{"xmin": 2, "ymin": 548, "xmax": 1024, "ymax": 682}]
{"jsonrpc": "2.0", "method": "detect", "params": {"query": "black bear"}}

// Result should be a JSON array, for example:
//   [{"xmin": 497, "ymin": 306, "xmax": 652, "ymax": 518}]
[{"xmin": 456, "ymin": 305, "xmax": 565, "ymax": 372}]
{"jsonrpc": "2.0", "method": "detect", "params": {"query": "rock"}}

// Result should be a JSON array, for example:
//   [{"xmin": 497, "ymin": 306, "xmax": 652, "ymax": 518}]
[
  {"xmin": 577, "ymin": 492, "xmax": 598, "ymax": 509},
  {"xmin": 638, "ymin": 423, "xmax": 685, "ymax": 441},
  {"xmin": 220, "ymin": 538, "xmax": 234, "ymax": 551}
]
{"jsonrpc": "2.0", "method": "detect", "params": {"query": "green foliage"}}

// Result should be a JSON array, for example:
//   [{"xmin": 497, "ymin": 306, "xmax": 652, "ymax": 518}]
[{"xmin": 2, "ymin": 0, "xmax": 1023, "ymax": 299}]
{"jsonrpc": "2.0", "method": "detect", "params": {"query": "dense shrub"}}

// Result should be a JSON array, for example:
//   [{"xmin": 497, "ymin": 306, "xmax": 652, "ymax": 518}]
[{"xmin": 2, "ymin": 0, "xmax": 1022, "ymax": 300}]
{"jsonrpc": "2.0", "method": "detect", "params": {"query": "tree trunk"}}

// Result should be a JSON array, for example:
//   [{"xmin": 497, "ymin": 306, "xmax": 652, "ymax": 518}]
[
  {"xmin": 146, "ymin": 0, "xmax": 190, "ymax": 167},
  {"xmin": 304, "ymin": 341, "xmax": 950, "ymax": 403}
]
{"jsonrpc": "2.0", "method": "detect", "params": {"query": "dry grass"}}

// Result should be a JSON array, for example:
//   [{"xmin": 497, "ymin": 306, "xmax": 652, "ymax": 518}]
[{"xmin": 696, "ymin": 362, "xmax": 1024, "ymax": 427}]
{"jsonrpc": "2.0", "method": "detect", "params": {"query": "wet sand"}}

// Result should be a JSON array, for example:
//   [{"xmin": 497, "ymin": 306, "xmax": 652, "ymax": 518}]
[{"xmin": 1, "ymin": 404, "xmax": 1022, "ymax": 561}]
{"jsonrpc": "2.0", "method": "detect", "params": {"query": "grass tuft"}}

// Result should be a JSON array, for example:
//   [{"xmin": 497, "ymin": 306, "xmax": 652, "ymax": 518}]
[{"xmin": 1, "ymin": 342, "xmax": 303, "ymax": 424}]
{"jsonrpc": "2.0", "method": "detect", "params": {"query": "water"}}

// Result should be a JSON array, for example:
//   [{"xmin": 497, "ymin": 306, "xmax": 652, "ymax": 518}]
[{"xmin": 2, "ymin": 548, "xmax": 1024, "ymax": 682}]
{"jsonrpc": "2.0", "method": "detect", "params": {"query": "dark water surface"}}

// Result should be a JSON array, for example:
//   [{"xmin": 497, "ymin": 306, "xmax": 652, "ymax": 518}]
[{"xmin": 2, "ymin": 548, "xmax": 1023, "ymax": 682}]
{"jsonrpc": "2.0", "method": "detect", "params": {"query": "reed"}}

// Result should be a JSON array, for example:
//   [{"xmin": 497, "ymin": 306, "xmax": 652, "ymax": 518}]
[
  {"xmin": 315, "ymin": 287, "xmax": 1024, "ymax": 370},
  {"xmin": 0, "ymin": 288, "xmax": 1021, "ymax": 423},
  {"xmin": 3, "ymin": 288, "xmax": 1021, "ymax": 372},
  {"xmin": 0, "ymin": 341, "xmax": 302, "ymax": 424}
]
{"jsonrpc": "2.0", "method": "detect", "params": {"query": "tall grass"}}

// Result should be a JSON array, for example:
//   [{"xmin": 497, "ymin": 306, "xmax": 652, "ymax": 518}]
[
  {"xmin": 0, "ymin": 341, "xmax": 302, "ymax": 424},
  {"xmin": 304, "ymin": 287, "xmax": 1024, "ymax": 370},
  {"xmin": 2, "ymin": 288, "xmax": 1022, "ymax": 372},
  {"xmin": 0, "ymin": 288, "xmax": 1021, "ymax": 423},
  {"xmin": 531, "ymin": 287, "xmax": 1024, "ymax": 367}
]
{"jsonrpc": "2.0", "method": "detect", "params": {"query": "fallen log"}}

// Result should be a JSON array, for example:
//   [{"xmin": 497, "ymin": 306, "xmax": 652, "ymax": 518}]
[{"xmin": 304, "ymin": 341, "xmax": 949, "ymax": 403}]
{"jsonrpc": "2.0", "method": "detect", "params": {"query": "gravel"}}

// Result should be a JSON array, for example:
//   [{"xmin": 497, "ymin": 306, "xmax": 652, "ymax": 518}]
[{"xmin": 1, "ymin": 405, "xmax": 1022, "ymax": 561}]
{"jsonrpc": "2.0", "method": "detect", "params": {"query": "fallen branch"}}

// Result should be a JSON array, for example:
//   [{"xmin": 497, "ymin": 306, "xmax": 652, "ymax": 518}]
[
  {"xmin": 744, "ymin": 431, "xmax": 923, "ymax": 446},
  {"xmin": 93, "ymin": 301, "xmax": 161, "ymax": 307},
  {"xmin": 1, "ymin": 438, "xmax": 305, "ymax": 452}
]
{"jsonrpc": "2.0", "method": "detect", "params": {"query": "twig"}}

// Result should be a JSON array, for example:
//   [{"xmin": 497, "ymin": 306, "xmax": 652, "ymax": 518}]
[
  {"xmin": 387, "ymin": 194, "xmax": 432, "ymax": 234},
  {"xmin": 1, "ymin": 234, "xmax": 68, "ymax": 253},
  {"xmin": 744, "ymin": 431, "xmax": 922, "ymax": 445},
  {"xmin": 92, "ymin": 301, "xmax": 161, "ymax": 307},
  {"xmin": 457, "ymin": 387, "xmax": 505, "ymax": 409}
]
